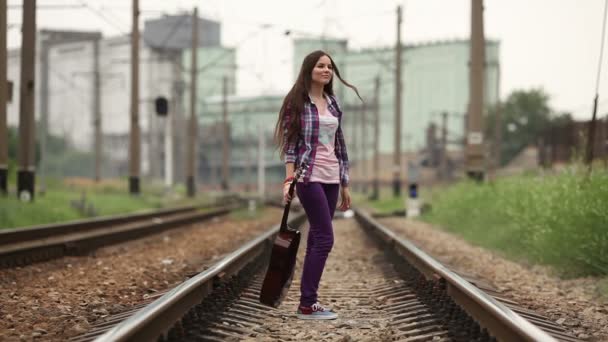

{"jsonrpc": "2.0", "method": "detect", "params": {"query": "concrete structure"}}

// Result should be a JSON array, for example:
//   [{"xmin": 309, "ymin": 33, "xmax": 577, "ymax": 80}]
[
  {"xmin": 6, "ymin": 14, "xmax": 235, "ymax": 182},
  {"xmin": 6, "ymin": 18, "xmax": 499, "ymax": 189},
  {"xmin": 196, "ymin": 38, "xmax": 500, "ymax": 188},
  {"xmin": 199, "ymin": 94, "xmax": 282, "ymax": 188},
  {"xmin": 332, "ymin": 39, "xmax": 500, "ymax": 154}
]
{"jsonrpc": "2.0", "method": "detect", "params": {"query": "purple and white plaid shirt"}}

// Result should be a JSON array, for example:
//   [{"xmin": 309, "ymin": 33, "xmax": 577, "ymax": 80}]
[{"xmin": 283, "ymin": 94, "xmax": 350, "ymax": 186}]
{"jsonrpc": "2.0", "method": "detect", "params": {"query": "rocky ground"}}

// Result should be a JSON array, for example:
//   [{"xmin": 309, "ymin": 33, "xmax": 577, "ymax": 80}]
[
  {"xmin": 0, "ymin": 208, "xmax": 282, "ymax": 342},
  {"xmin": 245, "ymin": 217, "xmax": 398, "ymax": 341},
  {"xmin": 379, "ymin": 217, "xmax": 608, "ymax": 341},
  {"xmin": 4, "ymin": 208, "xmax": 605, "ymax": 341}
]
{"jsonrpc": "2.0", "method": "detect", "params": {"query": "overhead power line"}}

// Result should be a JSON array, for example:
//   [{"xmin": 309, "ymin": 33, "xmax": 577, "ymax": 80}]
[{"xmin": 80, "ymin": 1, "xmax": 128, "ymax": 35}]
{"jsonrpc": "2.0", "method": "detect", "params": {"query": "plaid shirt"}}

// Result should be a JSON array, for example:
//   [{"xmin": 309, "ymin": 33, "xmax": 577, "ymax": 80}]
[{"xmin": 283, "ymin": 94, "xmax": 349, "ymax": 186}]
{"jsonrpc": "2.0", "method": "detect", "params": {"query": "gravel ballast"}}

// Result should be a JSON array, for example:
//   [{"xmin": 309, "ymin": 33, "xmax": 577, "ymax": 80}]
[
  {"xmin": 0, "ymin": 208, "xmax": 282, "ymax": 341},
  {"xmin": 379, "ymin": 217, "xmax": 608, "ymax": 341}
]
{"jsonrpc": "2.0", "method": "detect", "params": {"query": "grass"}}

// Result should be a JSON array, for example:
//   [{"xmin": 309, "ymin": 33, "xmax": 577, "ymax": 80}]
[
  {"xmin": 0, "ymin": 177, "xmax": 211, "ymax": 230},
  {"xmin": 421, "ymin": 166, "xmax": 608, "ymax": 278},
  {"xmin": 352, "ymin": 186, "xmax": 407, "ymax": 214},
  {"xmin": 228, "ymin": 204, "xmax": 265, "ymax": 221}
]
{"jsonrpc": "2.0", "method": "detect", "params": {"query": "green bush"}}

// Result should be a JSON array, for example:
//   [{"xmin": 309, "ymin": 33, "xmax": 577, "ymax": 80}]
[{"xmin": 423, "ymin": 167, "xmax": 608, "ymax": 277}]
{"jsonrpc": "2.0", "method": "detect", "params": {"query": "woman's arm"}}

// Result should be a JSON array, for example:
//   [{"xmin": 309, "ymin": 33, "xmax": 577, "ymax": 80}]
[
  {"xmin": 285, "ymin": 162, "xmax": 295, "ymax": 179},
  {"xmin": 282, "ymin": 162, "xmax": 296, "ymax": 203}
]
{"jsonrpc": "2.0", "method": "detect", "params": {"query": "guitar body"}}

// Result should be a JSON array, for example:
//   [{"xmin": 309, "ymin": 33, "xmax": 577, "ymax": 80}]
[
  {"xmin": 259, "ymin": 162, "xmax": 308, "ymax": 308},
  {"xmin": 259, "ymin": 224, "xmax": 301, "ymax": 307}
]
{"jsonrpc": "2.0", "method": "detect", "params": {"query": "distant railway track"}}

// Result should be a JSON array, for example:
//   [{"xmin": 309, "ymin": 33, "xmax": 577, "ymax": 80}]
[
  {"xmin": 0, "ymin": 203, "xmax": 239, "ymax": 269},
  {"xmin": 70, "ymin": 209, "xmax": 578, "ymax": 342}
]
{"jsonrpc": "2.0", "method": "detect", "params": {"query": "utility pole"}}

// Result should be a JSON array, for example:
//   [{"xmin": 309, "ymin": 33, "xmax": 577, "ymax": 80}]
[
  {"xmin": 164, "ymin": 94, "xmax": 174, "ymax": 190},
  {"xmin": 93, "ymin": 37, "xmax": 102, "ymax": 182},
  {"xmin": 186, "ymin": 7, "xmax": 198, "ymax": 197},
  {"xmin": 426, "ymin": 123, "xmax": 439, "ymax": 166},
  {"xmin": 221, "ymin": 75, "xmax": 230, "ymax": 191},
  {"xmin": 244, "ymin": 120, "xmax": 252, "ymax": 193},
  {"xmin": 171, "ymin": 54, "xmax": 184, "ymax": 186},
  {"xmin": 466, "ymin": 0, "xmax": 486, "ymax": 181},
  {"xmin": 257, "ymin": 125, "xmax": 265, "ymax": 199},
  {"xmin": 440, "ymin": 112, "xmax": 448, "ymax": 180},
  {"xmin": 393, "ymin": 5, "xmax": 403, "ymax": 197},
  {"xmin": 371, "ymin": 76, "xmax": 380, "ymax": 200},
  {"xmin": 165, "ymin": 54, "xmax": 182, "ymax": 191},
  {"xmin": 129, "ymin": 0, "xmax": 141, "ymax": 195},
  {"xmin": 586, "ymin": 100, "xmax": 600, "ymax": 168},
  {"xmin": 361, "ymin": 101, "xmax": 368, "ymax": 194},
  {"xmin": 0, "ymin": 0, "xmax": 7, "ymax": 195},
  {"xmin": 492, "ymin": 62, "xmax": 502, "ymax": 176},
  {"xmin": 585, "ymin": 0, "xmax": 608, "ymax": 168},
  {"xmin": 351, "ymin": 103, "xmax": 359, "ymax": 191},
  {"xmin": 17, "ymin": 0, "xmax": 36, "ymax": 201},
  {"xmin": 39, "ymin": 39, "xmax": 48, "ymax": 194}
]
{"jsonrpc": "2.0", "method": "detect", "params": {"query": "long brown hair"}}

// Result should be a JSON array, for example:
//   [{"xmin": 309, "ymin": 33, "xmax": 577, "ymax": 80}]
[{"xmin": 274, "ymin": 50, "xmax": 362, "ymax": 159}]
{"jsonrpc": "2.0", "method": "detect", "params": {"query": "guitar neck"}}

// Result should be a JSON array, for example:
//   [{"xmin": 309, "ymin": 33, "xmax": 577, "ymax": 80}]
[{"xmin": 279, "ymin": 180, "xmax": 297, "ymax": 231}]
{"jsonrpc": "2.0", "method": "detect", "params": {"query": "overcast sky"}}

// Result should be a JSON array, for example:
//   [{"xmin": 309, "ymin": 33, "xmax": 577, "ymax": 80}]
[{"xmin": 7, "ymin": 0, "xmax": 608, "ymax": 120}]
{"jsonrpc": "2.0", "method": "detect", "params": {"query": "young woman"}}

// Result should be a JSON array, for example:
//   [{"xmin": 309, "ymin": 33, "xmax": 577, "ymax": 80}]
[{"xmin": 274, "ymin": 50, "xmax": 361, "ymax": 320}]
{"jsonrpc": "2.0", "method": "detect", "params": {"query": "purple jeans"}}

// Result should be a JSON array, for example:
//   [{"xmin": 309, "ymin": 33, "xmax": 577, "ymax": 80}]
[{"xmin": 296, "ymin": 182, "xmax": 340, "ymax": 307}]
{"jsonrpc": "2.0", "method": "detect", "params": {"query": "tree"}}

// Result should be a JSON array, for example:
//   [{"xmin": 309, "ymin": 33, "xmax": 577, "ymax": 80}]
[{"xmin": 485, "ymin": 89, "xmax": 572, "ymax": 166}]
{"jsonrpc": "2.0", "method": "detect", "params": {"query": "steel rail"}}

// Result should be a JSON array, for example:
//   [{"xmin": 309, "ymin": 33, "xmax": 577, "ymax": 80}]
[
  {"xmin": 0, "ymin": 205, "xmax": 199, "ymax": 246},
  {"xmin": 354, "ymin": 208, "xmax": 557, "ymax": 342},
  {"xmin": 0, "ymin": 203, "xmax": 238, "ymax": 268},
  {"xmin": 94, "ymin": 212, "xmax": 307, "ymax": 342}
]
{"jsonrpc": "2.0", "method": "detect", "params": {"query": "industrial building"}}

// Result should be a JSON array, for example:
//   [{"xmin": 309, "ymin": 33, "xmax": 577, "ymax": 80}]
[{"xmin": 6, "ymin": 12, "xmax": 499, "ymax": 190}]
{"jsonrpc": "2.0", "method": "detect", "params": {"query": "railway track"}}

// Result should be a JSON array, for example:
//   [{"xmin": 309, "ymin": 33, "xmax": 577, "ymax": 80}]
[
  {"xmin": 0, "ymin": 203, "xmax": 238, "ymax": 269},
  {"xmin": 70, "ymin": 208, "xmax": 578, "ymax": 342}
]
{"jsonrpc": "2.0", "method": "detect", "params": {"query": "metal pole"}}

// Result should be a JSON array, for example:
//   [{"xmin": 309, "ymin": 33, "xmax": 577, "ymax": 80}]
[
  {"xmin": 257, "ymin": 125, "xmax": 265, "ymax": 199},
  {"xmin": 129, "ymin": 0, "xmax": 141, "ymax": 194},
  {"xmin": 17, "ymin": 0, "xmax": 36, "ymax": 201},
  {"xmin": 164, "ymin": 100, "xmax": 173, "ymax": 190},
  {"xmin": 186, "ymin": 7, "xmax": 198, "ymax": 197},
  {"xmin": 493, "ymin": 63, "xmax": 502, "ymax": 174},
  {"xmin": 440, "ymin": 111, "xmax": 448, "ymax": 180},
  {"xmin": 427, "ymin": 123, "xmax": 438, "ymax": 166},
  {"xmin": 244, "ymin": 117, "xmax": 252, "ymax": 192},
  {"xmin": 371, "ymin": 76, "xmax": 380, "ymax": 200},
  {"xmin": 221, "ymin": 75, "xmax": 229, "ymax": 191},
  {"xmin": 361, "ymin": 101, "xmax": 368, "ymax": 194},
  {"xmin": 393, "ymin": 5, "xmax": 403, "ymax": 197},
  {"xmin": 93, "ymin": 38, "xmax": 102, "ymax": 182},
  {"xmin": 466, "ymin": 0, "xmax": 486, "ymax": 181},
  {"xmin": 171, "ymin": 54, "xmax": 184, "ymax": 185},
  {"xmin": 586, "ymin": 0, "xmax": 608, "ymax": 168},
  {"xmin": 352, "ymin": 103, "xmax": 359, "ymax": 191},
  {"xmin": 0, "ymin": 0, "xmax": 7, "ymax": 195},
  {"xmin": 165, "ymin": 55, "xmax": 180, "ymax": 191},
  {"xmin": 39, "ymin": 39, "xmax": 48, "ymax": 194}
]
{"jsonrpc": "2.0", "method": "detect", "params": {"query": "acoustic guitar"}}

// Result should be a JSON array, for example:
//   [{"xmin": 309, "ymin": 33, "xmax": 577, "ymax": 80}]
[{"xmin": 259, "ymin": 162, "xmax": 308, "ymax": 307}]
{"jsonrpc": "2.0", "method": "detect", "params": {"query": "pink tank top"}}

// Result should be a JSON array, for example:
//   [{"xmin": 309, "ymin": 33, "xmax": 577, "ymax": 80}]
[{"xmin": 309, "ymin": 108, "xmax": 340, "ymax": 183}]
